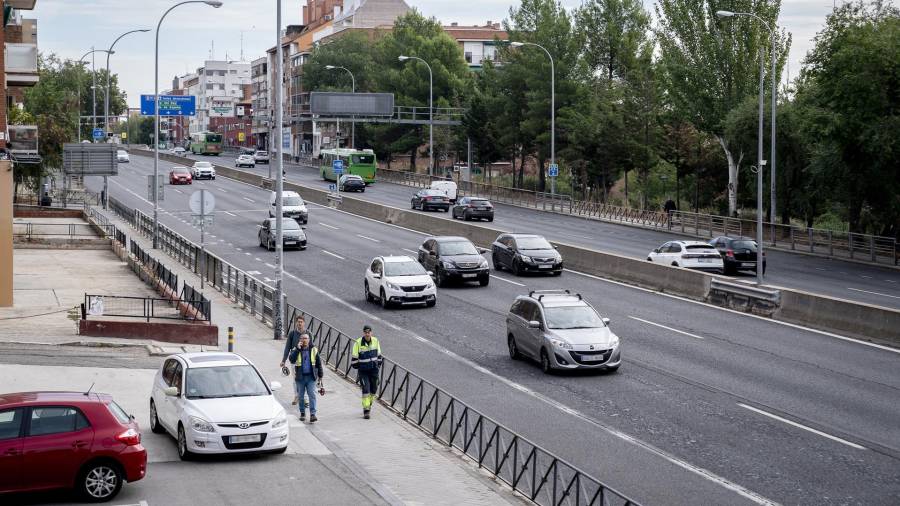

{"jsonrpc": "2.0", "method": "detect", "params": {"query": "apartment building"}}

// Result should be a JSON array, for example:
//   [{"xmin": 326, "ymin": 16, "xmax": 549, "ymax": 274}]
[
  {"xmin": 184, "ymin": 60, "xmax": 251, "ymax": 135},
  {"xmin": 444, "ymin": 22, "xmax": 508, "ymax": 69},
  {"xmin": 250, "ymin": 56, "xmax": 268, "ymax": 149}
]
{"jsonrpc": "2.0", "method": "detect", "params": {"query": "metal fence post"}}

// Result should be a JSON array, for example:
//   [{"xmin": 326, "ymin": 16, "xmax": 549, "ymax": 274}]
[
  {"xmin": 808, "ymin": 228, "xmax": 814, "ymax": 253},
  {"xmin": 828, "ymin": 230, "xmax": 833, "ymax": 257},
  {"xmin": 870, "ymin": 235, "xmax": 876, "ymax": 262}
]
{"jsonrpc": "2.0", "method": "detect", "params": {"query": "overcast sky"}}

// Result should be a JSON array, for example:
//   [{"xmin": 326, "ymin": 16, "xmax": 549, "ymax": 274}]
[{"xmin": 30, "ymin": 0, "xmax": 840, "ymax": 109}]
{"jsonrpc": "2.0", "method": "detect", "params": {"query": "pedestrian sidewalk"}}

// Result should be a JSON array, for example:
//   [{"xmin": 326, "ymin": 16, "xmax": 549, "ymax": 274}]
[{"xmin": 100, "ymin": 211, "xmax": 525, "ymax": 505}]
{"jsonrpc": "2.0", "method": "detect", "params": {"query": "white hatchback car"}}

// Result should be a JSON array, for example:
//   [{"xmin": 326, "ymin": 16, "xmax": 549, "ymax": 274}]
[
  {"xmin": 647, "ymin": 240, "xmax": 724, "ymax": 272},
  {"xmin": 149, "ymin": 353, "xmax": 289, "ymax": 460},
  {"xmin": 364, "ymin": 255, "xmax": 436, "ymax": 308},
  {"xmin": 117, "ymin": 149, "xmax": 129, "ymax": 163}
]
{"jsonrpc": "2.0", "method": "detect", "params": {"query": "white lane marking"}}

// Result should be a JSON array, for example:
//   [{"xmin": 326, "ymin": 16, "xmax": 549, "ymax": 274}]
[
  {"xmin": 254, "ymin": 257, "xmax": 262, "ymax": 262},
  {"xmin": 815, "ymin": 267, "xmax": 827, "ymax": 271},
  {"xmin": 274, "ymin": 269, "xmax": 777, "ymax": 506},
  {"xmin": 247, "ymin": 270, "xmax": 261, "ymax": 275},
  {"xmin": 209, "ymin": 235, "xmax": 216, "ymax": 238},
  {"xmin": 235, "ymin": 247, "xmax": 242, "ymax": 251},
  {"xmin": 564, "ymin": 269, "xmax": 900, "ymax": 355},
  {"xmin": 401, "ymin": 248, "xmax": 418, "ymax": 254},
  {"xmin": 737, "ymin": 403, "xmax": 866, "ymax": 450},
  {"xmin": 224, "ymin": 211, "xmax": 237, "ymax": 217},
  {"xmin": 174, "ymin": 189, "xmax": 184, "ymax": 194},
  {"xmin": 319, "ymin": 222, "xmax": 339, "ymax": 230},
  {"xmin": 322, "ymin": 250, "xmax": 345, "ymax": 260},
  {"xmin": 629, "ymin": 316, "xmax": 705, "ymax": 340},
  {"xmin": 357, "ymin": 234, "xmax": 380, "ymax": 243},
  {"xmin": 846, "ymin": 287, "xmax": 900, "ymax": 300},
  {"xmin": 243, "ymin": 197, "xmax": 255, "ymax": 203},
  {"xmin": 886, "ymin": 280, "xmax": 897, "ymax": 284},
  {"xmin": 860, "ymin": 275, "xmax": 872, "ymax": 279},
  {"xmin": 218, "ymin": 188, "xmax": 228, "ymax": 192},
  {"xmin": 244, "ymin": 252, "xmax": 251, "ymax": 256},
  {"xmin": 490, "ymin": 275, "xmax": 525, "ymax": 287},
  {"xmin": 265, "ymin": 263, "xmax": 276, "ymax": 269}
]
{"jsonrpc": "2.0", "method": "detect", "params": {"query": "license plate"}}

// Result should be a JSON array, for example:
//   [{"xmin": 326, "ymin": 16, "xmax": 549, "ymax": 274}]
[
  {"xmin": 582, "ymin": 355, "xmax": 606, "ymax": 362},
  {"xmin": 539, "ymin": 264, "xmax": 553, "ymax": 269},
  {"xmin": 742, "ymin": 262, "xmax": 755, "ymax": 268},
  {"xmin": 462, "ymin": 273, "xmax": 476, "ymax": 278},
  {"xmin": 699, "ymin": 258, "xmax": 712, "ymax": 263},
  {"xmin": 477, "ymin": 207, "xmax": 487, "ymax": 210},
  {"xmin": 285, "ymin": 241, "xmax": 296, "ymax": 245},
  {"xmin": 229, "ymin": 434, "xmax": 261, "ymax": 443}
]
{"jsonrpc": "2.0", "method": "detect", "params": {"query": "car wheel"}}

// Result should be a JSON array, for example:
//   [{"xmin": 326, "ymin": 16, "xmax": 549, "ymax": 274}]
[
  {"xmin": 508, "ymin": 334, "xmax": 520, "ymax": 360},
  {"xmin": 411, "ymin": 200, "xmax": 416, "ymax": 210},
  {"xmin": 672, "ymin": 262, "xmax": 679, "ymax": 267},
  {"xmin": 149, "ymin": 400, "xmax": 165, "ymax": 434},
  {"xmin": 605, "ymin": 364, "xmax": 620, "ymax": 373},
  {"xmin": 79, "ymin": 461, "xmax": 123, "ymax": 502},
  {"xmin": 464, "ymin": 212, "xmax": 471, "ymax": 221},
  {"xmin": 380, "ymin": 288, "xmax": 390, "ymax": 309},
  {"xmin": 647, "ymin": 257, "xmax": 653, "ymax": 261},
  {"xmin": 268, "ymin": 239, "xmax": 275, "ymax": 251},
  {"xmin": 492, "ymin": 253, "xmax": 502, "ymax": 271},
  {"xmin": 177, "ymin": 424, "xmax": 193, "ymax": 461},
  {"xmin": 365, "ymin": 281, "xmax": 374, "ymax": 303},
  {"xmin": 479, "ymin": 275, "xmax": 489, "ymax": 287},
  {"xmin": 436, "ymin": 268, "xmax": 447, "ymax": 288},
  {"xmin": 360, "ymin": 188, "xmax": 365, "ymax": 193},
  {"xmin": 271, "ymin": 446, "xmax": 288, "ymax": 454},
  {"xmin": 540, "ymin": 349, "xmax": 553, "ymax": 374},
  {"xmin": 488, "ymin": 217, "xmax": 494, "ymax": 222},
  {"xmin": 513, "ymin": 259, "xmax": 522, "ymax": 276},
  {"xmin": 426, "ymin": 298, "xmax": 436, "ymax": 308},
  {"xmin": 553, "ymin": 270, "xmax": 562, "ymax": 276}
]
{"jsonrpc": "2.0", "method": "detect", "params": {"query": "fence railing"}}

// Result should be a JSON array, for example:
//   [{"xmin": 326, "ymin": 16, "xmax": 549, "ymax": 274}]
[
  {"xmin": 12, "ymin": 222, "xmax": 113, "ymax": 239},
  {"xmin": 103, "ymin": 195, "xmax": 642, "ymax": 506},
  {"xmin": 14, "ymin": 188, "xmax": 101, "ymax": 208},
  {"xmin": 181, "ymin": 282, "xmax": 212, "ymax": 321},
  {"xmin": 82, "ymin": 294, "xmax": 203, "ymax": 322},
  {"xmin": 130, "ymin": 240, "xmax": 179, "ymax": 295}
]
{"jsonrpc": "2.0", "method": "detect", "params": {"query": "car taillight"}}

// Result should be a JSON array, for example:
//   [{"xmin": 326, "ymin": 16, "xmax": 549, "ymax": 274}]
[
  {"xmin": 116, "ymin": 428, "xmax": 141, "ymax": 446},
  {"xmin": 725, "ymin": 249, "xmax": 735, "ymax": 258}
]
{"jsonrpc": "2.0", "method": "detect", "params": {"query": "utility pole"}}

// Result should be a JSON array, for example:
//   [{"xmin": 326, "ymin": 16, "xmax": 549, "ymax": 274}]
[{"xmin": 273, "ymin": 0, "xmax": 285, "ymax": 340}]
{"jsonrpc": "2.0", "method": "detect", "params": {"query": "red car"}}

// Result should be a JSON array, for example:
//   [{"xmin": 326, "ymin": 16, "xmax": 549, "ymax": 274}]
[
  {"xmin": 0, "ymin": 392, "xmax": 147, "ymax": 502},
  {"xmin": 169, "ymin": 167, "xmax": 192, "ymax": 185}
]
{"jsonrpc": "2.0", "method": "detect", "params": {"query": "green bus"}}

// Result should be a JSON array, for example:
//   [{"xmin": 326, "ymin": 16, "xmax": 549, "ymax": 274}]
[
  {"xmin": 190, "ymin": 132, "xmax": 223, "ymax": 155},
  {"xmin": 320, "ymin": 149, "xmax": 377, "ymax": 183}
]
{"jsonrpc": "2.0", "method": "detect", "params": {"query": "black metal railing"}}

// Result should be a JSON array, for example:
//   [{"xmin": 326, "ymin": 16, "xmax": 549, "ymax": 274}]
[
  {"xmin": 181, "ymin": 282, "xmax": 212, "ymax": 321},
  {"xmin": 103, "ymin": 197, "xmax": 642, "ymax": 506},
  {"xmin": 82, "ymin": 294, "xmax": 206, "ymax": 322}
]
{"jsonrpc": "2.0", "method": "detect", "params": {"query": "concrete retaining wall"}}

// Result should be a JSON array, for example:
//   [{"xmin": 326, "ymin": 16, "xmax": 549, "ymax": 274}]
[
  {"xmin": 79, "ymin": 319, "xmax": 218, "ymax": 346},
  {"xmin": 14, "ymin": 207, "xmax": 84, "ymax": 218},
  {"xmin": 776, "ymin": 290, "xmax": 900, "ymax": 344}
]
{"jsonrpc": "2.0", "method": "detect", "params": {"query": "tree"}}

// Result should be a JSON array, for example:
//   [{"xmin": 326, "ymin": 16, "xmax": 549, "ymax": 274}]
[
  {"xmin": 655, "ymin": 0, "xmax": 790, "ymax": 216},
  {"xmin": 576, "ymin": 0, "xmax": 650, "ymax": 80}
]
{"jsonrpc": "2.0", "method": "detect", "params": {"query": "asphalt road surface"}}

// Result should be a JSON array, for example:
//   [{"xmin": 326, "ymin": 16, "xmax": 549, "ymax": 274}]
[
  {"xmin": 85, "ymin": 156, "xmax": 900, "ymax": 505},
  {"xmin": 176, "ymin": 150, "xmax": 900, "ymax": 310}
]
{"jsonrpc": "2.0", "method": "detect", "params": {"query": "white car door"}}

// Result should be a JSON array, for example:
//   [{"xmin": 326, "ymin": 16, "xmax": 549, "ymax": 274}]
[
  {"xmin": 669, "ymin": 243, "xmax": 684, "ymax": 265},
  {"xmin": 161, "ymin": 361, "xmax": 184, "ymax": 430},
  {"xmin": 366, "ymin": 259, "xmax": 382, "ymax": 297}
]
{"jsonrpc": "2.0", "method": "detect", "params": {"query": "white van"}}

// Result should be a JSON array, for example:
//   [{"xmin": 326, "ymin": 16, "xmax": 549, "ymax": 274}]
[
  {"xmin": 269, "ymin": 190, "xmax": 308, "ymax": 224},
  {"xmin": 430, "ymin": 180, "xmax": 458, "ymax": 204}
]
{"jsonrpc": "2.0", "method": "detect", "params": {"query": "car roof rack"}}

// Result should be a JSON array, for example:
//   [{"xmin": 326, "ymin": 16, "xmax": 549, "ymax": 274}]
[{"xmin": 528, "ymin": 289, "xmax": 581, "ymax": 301}]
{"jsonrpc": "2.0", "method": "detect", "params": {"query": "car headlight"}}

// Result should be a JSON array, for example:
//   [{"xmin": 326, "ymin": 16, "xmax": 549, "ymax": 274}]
[
  {"xmin": 271, "ymin": 413, "xmax": 288, "ymax": 429},
  {"xmin": 442, "ymin": 261, "xmax": 455, "ymax": 269},
  {"xmin": 189, "ymin": 416, "xmax": 215, "ymax": 433},
  {"xmin": 299, "ymin": 206, "xmax": 307, "ymax": 213},
  {"xmin": 425, "ymin": 282, "xmax": 434, "ymax": 289},
  {"xmin": 386, "ymin": 281, "xmax": 400, "ymax": 290},
  {"xmin": 479, "ymin": 259, "xmax": 489, "ymax": 268},
  {"xmin": 608, "ymin": 335, "xmax": 620, "ymax": 348},
  {"xmin": 519, "ymin": 255, "xmax": 533, "ymax": 263},
  {"xmin": 550, "ymin": 338, "xmax": 573, "ymax": 350}
]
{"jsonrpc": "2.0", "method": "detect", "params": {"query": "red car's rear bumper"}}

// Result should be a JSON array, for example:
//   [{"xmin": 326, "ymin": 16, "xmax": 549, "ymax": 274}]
[{"xmin": 119, "ymin": 444, "xmax": 147, "ymax": 482}]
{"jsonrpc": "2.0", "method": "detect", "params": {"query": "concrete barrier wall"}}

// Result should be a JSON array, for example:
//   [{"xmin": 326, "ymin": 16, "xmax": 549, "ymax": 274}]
[
  {"xmin": 79, "ymin": 319, "xmax": 218, "ymax": 345},
  {"xmin": 127, "ymin": 148, "xmax": 900, "ymax": 345}
]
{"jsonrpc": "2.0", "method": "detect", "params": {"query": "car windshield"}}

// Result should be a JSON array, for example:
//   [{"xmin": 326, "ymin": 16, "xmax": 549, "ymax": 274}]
[
  {"xmin": 516, "ymin": 237, "xmax": 553, "ymax": 250},
  {"xmin": 544, "ymin": 305, "xmax": 606, "ymax": 330},
  {"xmin": 256, "ymin": 151, "xmax": 268, "ymax": 155},
  {"xmin": 282, "ymin": 197, "xmax": 303, "ymax": 206},
  {"xmin": 470, "ymin": 199, "xmax": 490, "ymax": 206},
  {"xmin": 731, "ymin": 240, "xmax": 758, "ymax": 251},
  {"xmin": 117, "ymin": 150, "xmax": 126, "ymax": 155},
  {"xmin": 185, "ymin": 365, "xmax": 269, "ymax": 399},
  {"xmin": 275, "ymin": 219, "xmax": 301, "ymax": 230},
  {"xmin": 422, "ymin": 190, "xmax": 445, "ymax": 196},
  {"xmin": 352, "ymin": 154, "xmax": 375, "ymax": 164},
  {"xmin": 173, "ymin": 168, "xmax": 190, "ymax": 174},
  {"xmin": 343, "ymin": 175, "xmax": 362, "ymax": 181},
  {"xmin": 384, "ymin": 260, "xmax": 426, "ymax": 276},
  {"xmin": 440, "ymin": 241, "xmax": 478, "ymax": 256},
  {"xmin": 194, "ymin": 162, "xmax": 212, "ymax": 168}
]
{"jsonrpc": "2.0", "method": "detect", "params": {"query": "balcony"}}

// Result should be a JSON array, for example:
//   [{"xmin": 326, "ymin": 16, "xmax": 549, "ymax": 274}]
[
  {"xmin": 6, "ymin": 1, "xmax": 37, "ymax": 9},
  {"xmin": 5, "ymin": 42, "xmax": 39, "ymax": 87}
]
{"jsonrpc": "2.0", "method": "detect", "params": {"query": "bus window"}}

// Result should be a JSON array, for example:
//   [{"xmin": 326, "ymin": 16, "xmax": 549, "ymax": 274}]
[{"xmin": 352, "ymin": 154, "xmax": 374, "ymax": 164}]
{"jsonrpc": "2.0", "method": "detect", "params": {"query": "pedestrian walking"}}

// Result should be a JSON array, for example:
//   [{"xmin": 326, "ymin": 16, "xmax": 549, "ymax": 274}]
[
  {"xmin": 288, "ymin": 332, "xmax": 323, "ymax": 422},
  {"xmin": 280, "ymin": 315, "xmax": 306, "ymax": 405},
  {"xmin": 351, "ymin": 325, "xmax": 382, "ymax": 419}
]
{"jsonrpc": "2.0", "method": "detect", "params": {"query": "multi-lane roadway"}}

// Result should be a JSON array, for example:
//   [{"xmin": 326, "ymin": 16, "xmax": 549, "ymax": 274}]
[
  {"xmin": 88, "ymin": 155, "xmax": 900, "ymax": 505},
  {"xmin": 172, "ymin": 151, "xmax": 900, "ymax": 310}
]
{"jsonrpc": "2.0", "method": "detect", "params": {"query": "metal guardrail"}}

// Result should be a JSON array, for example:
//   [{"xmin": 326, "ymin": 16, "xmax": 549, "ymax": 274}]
[
  {"xmin": 12, "ymin": 222, "xmax": 113, "ymax": 239},
  {"xmin": 181, "ymin": 282, "xmax": 212, "ymax": 321},
  {"xmin": 130, "ymin": 240, "xmax": 179, "ymax": 295},
  {"xmin": 81, "ymin": 294, "xmax": 205, "ymax": 322},
  {"xmin": 103, "ymin": 195, "xmax": 641, "ymax": 506}
]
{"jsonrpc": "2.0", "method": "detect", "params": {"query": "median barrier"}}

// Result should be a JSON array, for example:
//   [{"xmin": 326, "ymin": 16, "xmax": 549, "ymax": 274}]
[{"xmin": 126, "ymin": 148, "xmax": 899, "ymax": 344}]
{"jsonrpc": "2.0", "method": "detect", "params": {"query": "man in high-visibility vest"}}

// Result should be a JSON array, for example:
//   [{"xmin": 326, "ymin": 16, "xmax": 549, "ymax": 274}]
[{"xmin": 351, "ymin": 325, "xmax": 382, "ymax": 419}]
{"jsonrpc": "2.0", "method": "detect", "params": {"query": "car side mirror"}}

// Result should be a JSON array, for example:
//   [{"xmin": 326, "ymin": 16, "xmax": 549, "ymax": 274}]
[
  {"xmin": 477, "ymin": 247, "xmax": 488, "ymax": 254},
  {"xmin": 163, "ymin": 386, "xmax": 179, "ymax": 397},
  {"xmin": 270, "ymin": 381, "xmax": 282, "ymax": 391},
  {"xmin": 528, "ymin": 320, "xmax": 541, "ymax": 329},
  {"xmin": 373, "ymin": 274, "xmax": 381, "ymax": 279},
  {"xmin": 426, "ymin": 271, "xmax": 434, "ymax": 277},
  {"xmin": 653, "ymin": 248, "xmax": 660, "ymax": 253},
  {"xmin": 553, "ymin": 245, "xmax": 558, "ymax": 250},
  {"xmin": 602, "ymin": 317, "xmax": 611, "ymax": 326}
]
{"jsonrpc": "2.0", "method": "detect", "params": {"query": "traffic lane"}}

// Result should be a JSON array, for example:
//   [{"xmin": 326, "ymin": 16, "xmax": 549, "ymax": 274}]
[
  {"xmin": 102, "ymin": 163, "xmax": 900, "ymax": 503},
  {"xmin": 99, "ymin": 177, "xmax": 770, "ymax": 505}
]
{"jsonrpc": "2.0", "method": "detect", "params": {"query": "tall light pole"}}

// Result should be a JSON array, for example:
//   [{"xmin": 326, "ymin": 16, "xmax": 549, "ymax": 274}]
[
  {"xmin": 76, "ymin": 49, "xmax": 112, "ymax": 143},
  {"xmin": 325, "ymin": 65, "xmax": 355, "ymax": 149},
  {"xmin": 274, "ymin": 0, "xmax": 285, "ymax": 340},
  {"xmin": 398, "ymin": 55, "xmax": 433, "ymax": 175},
  {"xmin": 153, "ymin": 0, "xmax": 223, "ymax": 249},
  {"xmin": 717, "ymin": 10, "xmax": 768, "ymax": 285},
  {"xmin": 510, "ymin": 41, "xmax": 555, "ymax": 195}
]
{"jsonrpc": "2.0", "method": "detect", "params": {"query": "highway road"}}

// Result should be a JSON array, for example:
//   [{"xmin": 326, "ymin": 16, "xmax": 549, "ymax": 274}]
[
  {"xmin": 173, "ymin": 150, "xmax": 900, "ymax": 310},
  {"xmin": 88, "ymin": 156, "xmax": 900, "ymax": 505}
]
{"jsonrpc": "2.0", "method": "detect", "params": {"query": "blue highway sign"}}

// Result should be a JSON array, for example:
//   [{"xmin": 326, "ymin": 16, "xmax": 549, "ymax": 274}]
[
  {"xmin": 548, "ymin": 164, "xmax": 559, "ymax": 177},
  {"xmin": 140, "ymin": 95, "xmax": 196, "ymax": 116},
  {"xmin": 333, "ymin": 159, "xmax": 344, "ymax": 175}
]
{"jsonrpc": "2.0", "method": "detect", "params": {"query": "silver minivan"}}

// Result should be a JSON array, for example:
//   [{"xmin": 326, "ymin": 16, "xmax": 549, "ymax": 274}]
[{"xmin": 506, "ymin": 290, "xmax": 621, "ymax": 373}]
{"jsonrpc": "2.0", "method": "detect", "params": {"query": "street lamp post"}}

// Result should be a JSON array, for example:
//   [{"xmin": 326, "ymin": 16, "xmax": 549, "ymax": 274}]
[
  {"xmin": 717, "ymin": 10, "xmax": 771, "ymax": 285},
  {"xmin": 274, "ymin": 0, "xmax": 285, "ymax": 340},
  {"xmin": 103, "ymin": 29, "xmax": 149, "ymax": 211},
  {"xmin": 153, "ymin": 1, "xmax": 223, "ymax": 249},
  {"xmin": 398, "ymin": 56, "xmax": 433, "ymax": 176},
  {"xmin": 325, "ymin": 65, "xmax": 355, "ymax": 149},
  {"xmin": 76, "ymin": 49, "xmax": 112, "ymax": 143},
  {"xmin": 510, "ymin": 41, "xmax": 555, "ymax": 195}
]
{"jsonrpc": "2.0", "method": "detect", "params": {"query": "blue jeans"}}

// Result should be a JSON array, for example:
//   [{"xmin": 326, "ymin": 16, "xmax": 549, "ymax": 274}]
[{"xmin": 295, "ymin": 374, "xmax": 317, "ymax": 415}]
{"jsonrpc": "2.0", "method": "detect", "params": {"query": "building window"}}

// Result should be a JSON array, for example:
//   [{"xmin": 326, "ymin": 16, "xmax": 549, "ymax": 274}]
[{"xmin": 464, "ymin": 52, "xmax": 472, "ymax": 64}]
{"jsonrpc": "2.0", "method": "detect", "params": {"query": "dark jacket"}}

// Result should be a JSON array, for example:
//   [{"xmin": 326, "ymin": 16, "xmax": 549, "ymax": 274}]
[
  {"xmin": 289, "ymin": 345, "xmax": 324, "ymax": 381},
  {"xmin": 281, "ymin": 329, "xmax": 303, "ymax": 362}
]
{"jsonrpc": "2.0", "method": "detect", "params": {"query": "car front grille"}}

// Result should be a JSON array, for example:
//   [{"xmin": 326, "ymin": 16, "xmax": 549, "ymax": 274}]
[
  {"xmin": 569, "ymin": 349, "xmax": 612, "ymax": 365},
  {"xmin": 455, "ymin": 262, "xmax": 481, "ymax": 269},
  {"xmin": 533, "ymin": 257, "xmax": 556, "ymax": 263},
  {"xmin": 400, "ymin": 285, "xmax": 427, "ymax": 292},
  {"xmin": 217, "ymin": 421, "xmax": 268, "ymax": 429},
  {"xmin": 221, "ymin": 433, "xmax": 268, "ymax": 450}
]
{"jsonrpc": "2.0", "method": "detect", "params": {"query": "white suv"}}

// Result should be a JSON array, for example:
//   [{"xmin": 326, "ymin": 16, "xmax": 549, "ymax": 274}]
[
  {"xmin": 364, "ymin": 256, "xmax": 436, "ymax": 308},
  {"xmin": 149, "ymin": 352, "xmax": 289, "ymax": 460},
  {"xmin": 191, "ymin": 161, "xmax": 216, "ymax": 180}
]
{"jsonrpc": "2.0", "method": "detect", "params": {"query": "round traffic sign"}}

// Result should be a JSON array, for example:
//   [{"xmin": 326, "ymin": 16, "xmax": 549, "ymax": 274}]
[{"xmin": 189, "ymin": 189, "xmax": 215, "ymax": 215}]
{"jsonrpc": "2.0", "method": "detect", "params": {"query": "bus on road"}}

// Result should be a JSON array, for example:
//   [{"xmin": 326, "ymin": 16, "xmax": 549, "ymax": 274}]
[
  {"xmin": 320, "ymin": 149, "xmax": 377, "ymax": 184},
  {"xmin": 190, "ymin": 132, "xmax": 223, "ymax": 155}
]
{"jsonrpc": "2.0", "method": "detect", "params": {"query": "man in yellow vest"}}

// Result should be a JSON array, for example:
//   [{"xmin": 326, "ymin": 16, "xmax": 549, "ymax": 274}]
[
  {"xmin": 289, "ymin": 333, "xmax": 323, "ymax": 422},
  {"xmin": 351, "ymin": 325, "xmax": 382, "ymax": 419}
]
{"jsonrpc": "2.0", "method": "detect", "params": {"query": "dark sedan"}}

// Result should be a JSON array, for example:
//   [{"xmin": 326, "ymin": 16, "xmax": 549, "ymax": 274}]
[
  {"xmin": 339, "ymin": 174, "xmax": 366, "ymax": 192},
  {"xmin": 709, "ymin": 236, "xmax": 766, "ymax": 275},
  {"xmin": 452, "ymin": 197, "xmax": 494, "ymax": 222},
  {"xmin": 418, "ymin": 236, "xmax": 490, "ymax": 287},
  {"xmin": 492, "ymin": 233, "xmax": 563, "ymax": 276},
  {"xmin": 411, "ymin": 189, "xmax": 450, "ymax": 212}
]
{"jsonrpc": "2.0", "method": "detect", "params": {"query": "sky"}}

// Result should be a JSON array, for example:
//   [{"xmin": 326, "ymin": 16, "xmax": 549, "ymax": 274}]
[{"xmin": 29, "ymin": 0, "xmax": 841, "ymax": 109}]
